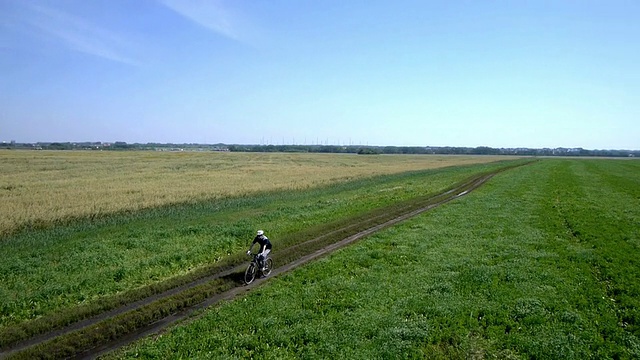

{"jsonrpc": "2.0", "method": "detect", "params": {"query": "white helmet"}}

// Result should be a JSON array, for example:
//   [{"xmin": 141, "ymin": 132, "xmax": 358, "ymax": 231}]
[{"xmin": 257, "ymin": 230, "xmax": 264, "ymax": 236}]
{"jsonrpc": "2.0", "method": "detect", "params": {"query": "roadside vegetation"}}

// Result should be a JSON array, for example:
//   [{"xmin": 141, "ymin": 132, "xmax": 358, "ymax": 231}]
[
  {"xmin": 107, "ymin": 159, "xmax": 640, "ymax": 359},
  {"xmin": 0, "ymin": 153, "xmax": 521, "ymax": 352}
]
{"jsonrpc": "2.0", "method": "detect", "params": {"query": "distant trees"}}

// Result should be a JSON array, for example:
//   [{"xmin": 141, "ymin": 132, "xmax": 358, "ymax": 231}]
[
  {"xmin": 48, "ymin": 142, "xmax": 73, "ymax": 150},
  {"xmin": 357, "ymin": 147, "xmax": 382, "ymax": 155},
  {"xmin": 111, "ymin": 142, "xmax": 133, "ymax": 150},
  {"xmin": 4, "ymin": 142, "xmax": 639, "ymax": 157}
]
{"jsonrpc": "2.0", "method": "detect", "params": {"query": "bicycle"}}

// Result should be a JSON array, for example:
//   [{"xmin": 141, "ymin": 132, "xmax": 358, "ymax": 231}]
[{"xmin": 244, "ymin": 253, "xmax": 273, "ymax": 284}]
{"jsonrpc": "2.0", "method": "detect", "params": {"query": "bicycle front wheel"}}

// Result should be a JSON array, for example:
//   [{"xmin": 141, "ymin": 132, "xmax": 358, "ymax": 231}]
[{"xmin": 244, "ymin": 263, "xmax": 257, "ymax": 284}]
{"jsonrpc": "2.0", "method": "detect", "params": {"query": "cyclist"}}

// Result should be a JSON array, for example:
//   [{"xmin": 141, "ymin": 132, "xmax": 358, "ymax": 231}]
[{"xmin": 247, "ymin": 230, "xmax": 272, "ymax": 270}]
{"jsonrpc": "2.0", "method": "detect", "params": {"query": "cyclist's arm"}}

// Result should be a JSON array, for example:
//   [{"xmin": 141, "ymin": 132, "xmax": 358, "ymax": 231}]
[{"xmin": 247, "ymin": 239, "xmax": 257, "ymax": 253}]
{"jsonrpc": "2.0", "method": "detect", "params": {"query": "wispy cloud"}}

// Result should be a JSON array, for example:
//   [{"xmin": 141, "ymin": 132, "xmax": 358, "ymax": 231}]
[
  {"xmin": 22, "ymin": 3, "xmax": 138, "ymax": 65},
  {"xmin": 159, "ymin": 0, "xmax": 243, "ymax": 41}
]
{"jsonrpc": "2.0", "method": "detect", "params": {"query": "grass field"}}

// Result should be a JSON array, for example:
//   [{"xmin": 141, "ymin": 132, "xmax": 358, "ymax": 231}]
[
  {"xmin": 0, "ymin": 151, "xmax": 518, "ymax": 343},
  {"xmin": 106, "ymin": 159, "xmax": 640, "ymax": 359},
  {"xmin": 0, "ymin": 150, "xmax": 507, "ymax": 236}
]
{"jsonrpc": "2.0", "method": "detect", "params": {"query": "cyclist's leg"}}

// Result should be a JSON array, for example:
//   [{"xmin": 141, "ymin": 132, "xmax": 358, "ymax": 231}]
[
  {"xmin": 258, "ymin": 249, "xmax": 271, "ymax": 270},
  {"xmin": 257, "ymin": 253, "xmax": 264, "ymax": 269}
]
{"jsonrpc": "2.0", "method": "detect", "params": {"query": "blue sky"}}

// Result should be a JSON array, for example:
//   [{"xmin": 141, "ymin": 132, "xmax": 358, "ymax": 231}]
[{"xmin": 1, "ymin": 0, "xmax": 638, "ymax": 149}]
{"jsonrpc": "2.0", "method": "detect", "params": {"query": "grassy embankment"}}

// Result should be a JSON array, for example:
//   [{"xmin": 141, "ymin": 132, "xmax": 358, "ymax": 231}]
[
  {"xmin": 108, "ymin": 159, "xmax": 640, "ymax": 359},
  {"xmin": 0, "ymin": 151, "xmax": 520, "ymax": 351}
]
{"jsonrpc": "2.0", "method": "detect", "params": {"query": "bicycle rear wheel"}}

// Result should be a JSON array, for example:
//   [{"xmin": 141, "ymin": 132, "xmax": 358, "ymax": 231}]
[
  {"xmin": 244, "ymin": 263, "xmax": 257, "ymax": 284},
  {"xmin": 262, "ymin": 258, "xmax": 273, "ymax": 276}
]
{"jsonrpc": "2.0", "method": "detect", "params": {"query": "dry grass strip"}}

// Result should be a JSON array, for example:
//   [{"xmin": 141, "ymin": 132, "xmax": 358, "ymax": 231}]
[{"xmin": 0, "ymin": 150, "xmax": 509, "ymax": 235}]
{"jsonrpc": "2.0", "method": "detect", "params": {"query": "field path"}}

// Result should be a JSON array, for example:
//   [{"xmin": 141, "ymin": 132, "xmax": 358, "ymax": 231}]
[{"xmin": 1, "ymin": 168, "xmax": 511, "ymax": 360}]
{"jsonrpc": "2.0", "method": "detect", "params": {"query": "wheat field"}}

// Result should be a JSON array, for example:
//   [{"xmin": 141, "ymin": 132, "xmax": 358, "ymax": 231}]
[{"xmin": 0, "ymin": 150, "xmax": 511, "ymax": 235}]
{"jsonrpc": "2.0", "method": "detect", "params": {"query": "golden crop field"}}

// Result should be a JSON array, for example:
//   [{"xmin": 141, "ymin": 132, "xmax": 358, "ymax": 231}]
[{"xmin": 0, "ymin": 150, "xmax": 512, "ymax": 235}]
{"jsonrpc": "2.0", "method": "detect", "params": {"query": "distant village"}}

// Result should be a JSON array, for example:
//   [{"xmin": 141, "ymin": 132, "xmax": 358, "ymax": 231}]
[{"xmin": 1, "ymin": 140, "xmax": 637, "ymax": 157}]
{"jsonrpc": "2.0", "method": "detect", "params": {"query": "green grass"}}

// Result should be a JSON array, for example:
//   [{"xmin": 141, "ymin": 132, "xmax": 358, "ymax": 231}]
[
  {"xmin": 0, "ymin": 160, "xmax": 521, "ymax": 347},
  {"xmin": 107, "ymin": 159, "xmax": 640, "ymax": 359}
]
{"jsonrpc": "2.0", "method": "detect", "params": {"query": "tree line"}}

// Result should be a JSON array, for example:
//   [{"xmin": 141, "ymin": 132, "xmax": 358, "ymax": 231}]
[{"xmin": 5, "ymin": 141, "xmax": 638, "ymax": 157}]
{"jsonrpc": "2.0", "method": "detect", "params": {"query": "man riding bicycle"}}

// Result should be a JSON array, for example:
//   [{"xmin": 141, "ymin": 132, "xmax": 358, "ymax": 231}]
[{"xmin": 247, "ymin": 230, "xmax": 272, "ymax": 271}]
